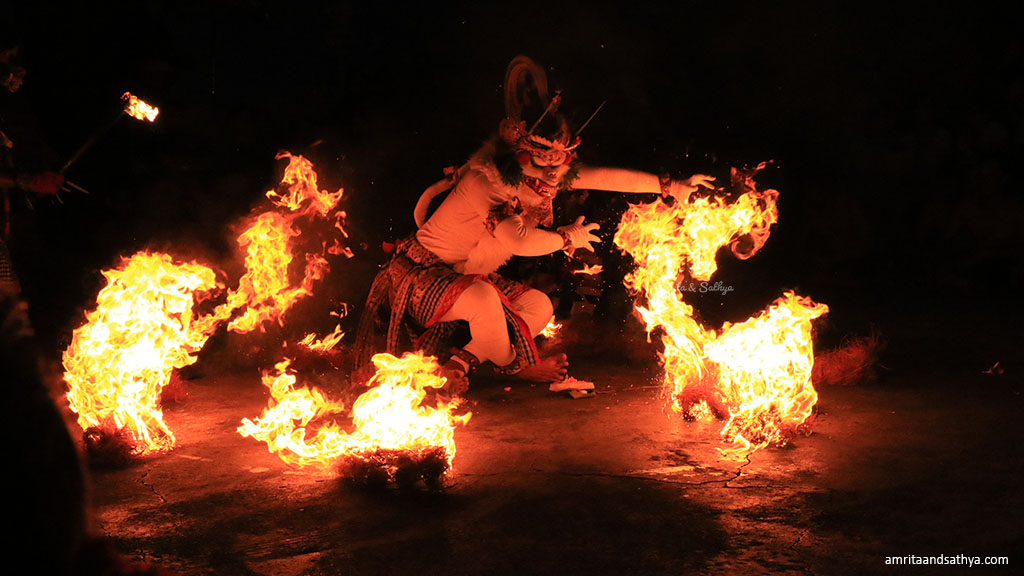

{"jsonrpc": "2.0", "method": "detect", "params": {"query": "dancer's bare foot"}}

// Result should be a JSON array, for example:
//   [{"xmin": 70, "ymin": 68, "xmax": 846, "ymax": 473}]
[
  {"xmin": 437, "ymin": 364, "xmax": 469, "ymax": 400},
  {"xmin": 514, "ymin": 353, "xmax": 568, "ymax": 383}
]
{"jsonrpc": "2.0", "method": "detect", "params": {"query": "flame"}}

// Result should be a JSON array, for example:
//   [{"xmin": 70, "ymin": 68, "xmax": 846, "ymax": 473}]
[
  {"xmin": 239, "ymin": 353, "xmax": 470, "ymax": 475},
  {"xmin": 540, "ymin": 318, "xmax": 562, "ymax": 338},
  {"xmin": 237, "ymin": 359, "xmax": 348, "ymax": 468},
  {"xmin": 121, "ymin": 92, "xmax": 159, "ymax": 122},
  {"xmin": 265, "ymin": 152, "xmax": 343, "ymax": 218},
  {"xmin": 614, "ymin": 166, "xmax": 827, "ymax": 456},
  {"xmin": 63, "ymin": 252, "xmax": 222, "ymax": 454},
  {"xmin": 298, "ymin": 324, "xmax": 345, "ymax": 352},
  {"xmin": 573, "ymin": 264, "xmax": 604, "ymax": 275},
  {"xmin": 344, "ymin": 353, "xmax": 471, "ymax": 467},
  {"xmin": 217, "ymin": 153, "xmax": 344, "ymax": 333},
  {"xmin": 708, "ymin": 292, "xmax": 827, "ymax": 453},
  {"xmin": 61, "ymin": 153, "xmax": 348, "ymax": 456}
]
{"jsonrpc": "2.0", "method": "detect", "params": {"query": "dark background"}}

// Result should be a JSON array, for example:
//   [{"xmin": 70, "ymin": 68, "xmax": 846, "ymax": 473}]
[{"xmin": 3, "ymin": 1, "xmax": 1021, "ymax": 364}]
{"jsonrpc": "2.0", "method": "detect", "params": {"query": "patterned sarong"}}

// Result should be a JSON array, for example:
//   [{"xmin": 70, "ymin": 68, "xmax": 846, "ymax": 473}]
[{"xmin": 353, "ymin": 236, "xmax": 538, "ymax": 374}]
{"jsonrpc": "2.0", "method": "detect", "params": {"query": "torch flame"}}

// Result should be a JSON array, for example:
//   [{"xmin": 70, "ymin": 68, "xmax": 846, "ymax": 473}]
[
  {"xmin": 239, "ymin": 353, "xmax": 470, "ymax": 477},
  {"xmin": 614, "ymin": 166, "xmax": 827, "ymax": 456},
  {"xmin": 121, "ymin": 92, "xmax": 159, "ymax": 122},
  {"xmin": 63, "ymin": 252, "xmax": 222, "ymax": 454}
]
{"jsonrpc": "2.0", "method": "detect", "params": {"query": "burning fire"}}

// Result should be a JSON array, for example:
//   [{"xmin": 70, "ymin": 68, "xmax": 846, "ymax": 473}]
[
  {"xmin": 573, "ymin": 263, "xmax": 604, "ymax": 275},
  {"xmin": 217, "ymin": 152, "xmax": 343, "ymax": 333},
  {"xmin": 540, "ymin": 318, "xmax": 562, "ymax": 338},
  {"xmin": 64, "ymin": 152, "xmax": 348, "ymax": 458},
  {"xmin": 266, "ymin": 152, "xmax": 343, "ymax": 218},
  {"xmin": 237, "ymin": 359, "xmax": 348, "ymax": 468},
  {"xmin": 239, "ymin": 352, "xmax": 470, "ymax": 483},
  {"xmin": 614, "ymin": 166, "xmax": 827, "ymax": 455},
  {"xmin": 121, "ymin": 92, "xmax": 159, "ymax": 122},
  {"xmin": 63, "ymin": 252, "xmax": 222, "ymax": 454},
  {"xmin": 707, "ymin": 292, "xmax": 827, "ymax": 453},
  {"xmin": 298, "ymin": 324, "xmax": 345, "ymax": 353}
]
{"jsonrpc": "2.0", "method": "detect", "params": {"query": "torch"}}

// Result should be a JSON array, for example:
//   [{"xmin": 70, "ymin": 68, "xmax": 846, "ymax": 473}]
[{"xmin": 59, "ymin": 92, "xmax": 160, "ymax": 176}]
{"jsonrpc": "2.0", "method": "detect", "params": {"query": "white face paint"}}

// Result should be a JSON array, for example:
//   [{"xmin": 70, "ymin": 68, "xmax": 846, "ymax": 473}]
[
  {"xmin": 517, "ymin": 134, "xmax": 576, "ymax": 190},
  {"xmin": 521, "ymin": 159, "xmax": 571, "ymax": 188}
]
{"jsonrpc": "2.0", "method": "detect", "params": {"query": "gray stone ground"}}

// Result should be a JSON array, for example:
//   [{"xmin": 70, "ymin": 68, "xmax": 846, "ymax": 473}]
[{"xmin": 85, "ymin": 356, "xmax": 1021, "ymax": 575}]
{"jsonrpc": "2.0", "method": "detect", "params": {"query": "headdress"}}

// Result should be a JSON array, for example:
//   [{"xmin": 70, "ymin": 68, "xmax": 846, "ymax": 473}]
[{"xmin": 499, "ymin": 56, "xmax": 580, "ymax": 169}]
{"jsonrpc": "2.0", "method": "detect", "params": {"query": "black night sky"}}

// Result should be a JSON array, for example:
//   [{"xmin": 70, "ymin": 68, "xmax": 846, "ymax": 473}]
[{"xmin": 4, "ymin": 1, "xmax": 1021, "ymax": 356}]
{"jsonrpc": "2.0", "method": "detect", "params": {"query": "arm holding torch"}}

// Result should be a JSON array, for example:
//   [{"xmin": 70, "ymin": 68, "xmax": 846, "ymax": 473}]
[{"xmin": 0, "ymin": 170, "xmax": 64, "ymax": 195}]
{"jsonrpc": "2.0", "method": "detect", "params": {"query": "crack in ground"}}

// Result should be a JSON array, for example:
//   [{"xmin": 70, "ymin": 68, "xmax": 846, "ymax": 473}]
[
  {"xmin": 137, "ymin": 469, "xmax": 167, "ymax": 503},
  {"xmin": 723, "ymin": 455, "xmax": 753, "ymax": 488},
  {"xmin": 790, "ymin": 528, "xmax": 809, "ymax": 550}
]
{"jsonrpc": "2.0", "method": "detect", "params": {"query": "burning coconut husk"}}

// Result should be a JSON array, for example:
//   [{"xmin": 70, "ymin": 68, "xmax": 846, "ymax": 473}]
[
  {"xmin": 812, "ymin": 333, "xmax": 886, "ymax": 386},
  {"xmin": 238, "ymin": 352, "xmax": 470, "ymax": 490},
  {"xmin": 63, "ymin": 252, "xmax": 225, "ymax": 458},
  {"xmin": 614, "ymin": 164, "xmax": 829, "ymax": 457}
]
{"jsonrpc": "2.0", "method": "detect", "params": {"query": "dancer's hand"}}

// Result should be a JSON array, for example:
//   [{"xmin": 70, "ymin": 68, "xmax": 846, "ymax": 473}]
[
  {"xmin": 557, "ymin": 216, "xmax": 601, "ymax": 252},
  {"xmin": 17, "ymin": 171, "xmax": 65, "ymax": 195},
  {"xmin": 666, "ymin": 174, "xmax": 716, "ymax": 202}
]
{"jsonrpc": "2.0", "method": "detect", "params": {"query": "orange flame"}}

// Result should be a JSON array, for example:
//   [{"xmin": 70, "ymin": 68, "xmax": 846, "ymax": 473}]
[
  {"xmin": 217, "ymin": 153, "xmax": 344, "ymax": 333},
  {"xmin": 237, "ymin": 359, "xmax": 348, "ymax": 468},
  {"xmin": 265, "ymin": 152, "xmax": 343, "ymax": 218},
  {"xmin": 540, "ymin": 318, "xmax": 562, "ymax": 338},
  {"xmin": 709, "ymin": 292, "xmax": 827, "ymax": 454},
  {"xmin": 572, "ymin": 264, "xmax": 604, "ymax": 275},
  {"xmin": 239, "ymin": 352, "xmax": 470, "ymax": 473},
  {"xmin": 63, "ymin": 252, "xmax": 222, "ymax": 454},
  {"xmin": 121, "ymin": 92, "xmax": 159, "ymax": 122},
  {"xmin": 298, "ymin": 324, "xmax": 345, "ymax": 353},
  {"xmin": 614, "ymin": 167, "xmax": 827, "ymax": 456},
  {"xmin": 344, "ymin": 353, "xmax": 471, "ymax": 469}
]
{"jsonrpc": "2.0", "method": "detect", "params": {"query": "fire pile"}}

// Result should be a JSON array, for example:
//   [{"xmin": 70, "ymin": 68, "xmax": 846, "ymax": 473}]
[
  {"xmin": 614, "ymin": 166, "xmax": 828, "ymax": 455},
  {"xmin": 239, "ymin": 352, "xmax": 471, "ymax": 488},
  {"xmin": 62, "ymin": 252, "xmax": 223, "ymax": 456},
  {"xmin": 62, "ymin": 152, "xmax": 348, "ymax": 457}
]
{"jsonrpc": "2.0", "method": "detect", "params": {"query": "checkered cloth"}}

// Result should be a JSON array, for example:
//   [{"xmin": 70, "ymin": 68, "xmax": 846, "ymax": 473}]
[
  {"xmin": 354, "ymin": 235, "xmax": 538, "ymax": 375},
  {"xmin": 0, "ymin": 238, "xmax": 17, "ymax": 284}
]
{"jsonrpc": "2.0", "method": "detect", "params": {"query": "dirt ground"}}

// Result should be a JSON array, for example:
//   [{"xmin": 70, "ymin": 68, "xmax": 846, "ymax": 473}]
[{"xmin": 83, "ymin": 349, "xmax": 1021, "ymax": 575}]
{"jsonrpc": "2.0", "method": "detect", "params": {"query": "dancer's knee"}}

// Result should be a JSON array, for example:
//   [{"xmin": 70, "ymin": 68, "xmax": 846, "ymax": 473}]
[
  {"xmin": 515, "ymin": 288, "xmax": 554, "ymax": 336},
  {"xmin": 461, "ymin": 281, "xmax": 505, "ymax": 323}
]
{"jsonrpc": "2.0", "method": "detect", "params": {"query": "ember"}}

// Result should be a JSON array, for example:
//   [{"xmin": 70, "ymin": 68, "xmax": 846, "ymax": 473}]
[
  {"xmin": 63, "ymin": 252, "xmax": 223, "ymax": 455},
  {"xmin": 614, "ymin": 166, "xmax": 827, "ymax": 456}
]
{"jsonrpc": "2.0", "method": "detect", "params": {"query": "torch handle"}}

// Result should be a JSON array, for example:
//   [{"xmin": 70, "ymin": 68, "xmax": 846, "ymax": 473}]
[{"xmin": 60, "ymin": 111, "xmax": 126, "ymax": 175}]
